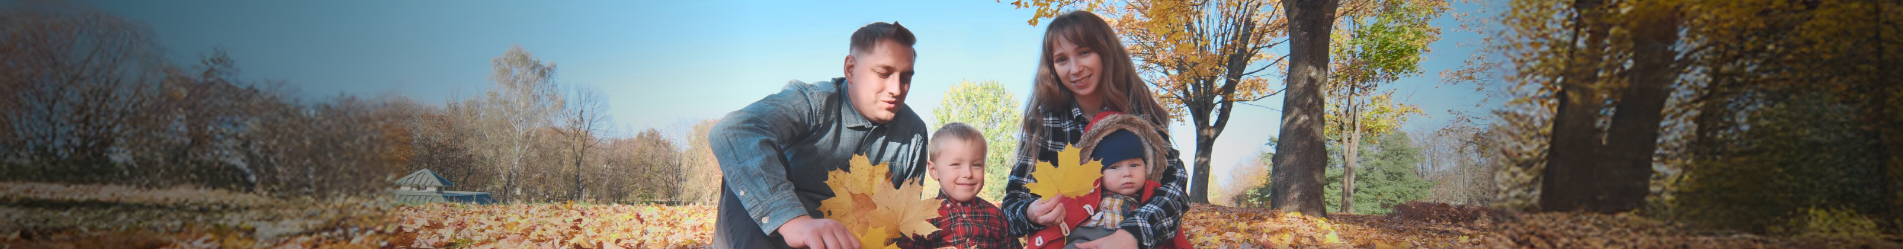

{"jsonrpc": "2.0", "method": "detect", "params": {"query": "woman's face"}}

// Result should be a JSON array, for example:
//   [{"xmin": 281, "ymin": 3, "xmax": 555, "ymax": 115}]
[{"xmin": 1050, "ymin": 36, "xmax": 1102, "ymax": 100}]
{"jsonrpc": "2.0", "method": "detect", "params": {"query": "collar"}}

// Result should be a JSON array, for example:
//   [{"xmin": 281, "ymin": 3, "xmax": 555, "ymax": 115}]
[
  {"xmin": 835, "ymin": 77, "xmax": 878, "ymax": 130},
  {"xmin": 1066, "ymin": 101, "xmax": 1114, "ymax": 121},
  {"xmin": 936, "ymin": 191, "xmax": 984, "ymax": 207}
]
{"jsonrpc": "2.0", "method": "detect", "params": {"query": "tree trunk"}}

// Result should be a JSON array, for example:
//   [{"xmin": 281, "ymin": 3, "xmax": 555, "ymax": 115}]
[
  {"xmin": 1192, "ymin": 125, "xmax": 1215, "ymax": 204},
  {"xmin": 1593, "ymin": 5, "xmax": 1679, "ymax": 212},
  {"xmin": 1270, "ymin": 0, "xmax": 1339, "ymax": 217},
  {"xmin": 1539, "ymin": 0, "xmax": 1610, "ymax": 212},
  {"xmin": 1342, "ymin": 125, "xmax": 1359, "ymax": 213},
  {"xmin": 1341, "ymin": 87, "xmax": 1360, "ymax": 214}
]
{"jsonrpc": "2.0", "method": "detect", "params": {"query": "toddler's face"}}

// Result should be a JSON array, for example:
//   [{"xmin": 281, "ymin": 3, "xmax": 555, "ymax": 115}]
[
  {"xmin": 1101, "ymin": 158, "xmax": 1146, "ymax": 196},
  {"xmin": 927, "ymin": 139, "xmax": 986, "ymax": 202}
]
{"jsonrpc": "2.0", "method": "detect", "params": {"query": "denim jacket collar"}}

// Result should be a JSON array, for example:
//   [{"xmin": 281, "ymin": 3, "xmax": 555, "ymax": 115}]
[{"xmin": 836, "ymin": 77, "xmax": 879, "ymax": 130}]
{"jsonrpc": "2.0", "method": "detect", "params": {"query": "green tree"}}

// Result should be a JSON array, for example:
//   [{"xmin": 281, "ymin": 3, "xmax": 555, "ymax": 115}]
[
  {"xmin": 931, "ymin": 80, "xmax": 1022, "ymax": 202},
  {"xmin": 1322, "ymin": 131, "xmax": 1432, "ymax": 214}
]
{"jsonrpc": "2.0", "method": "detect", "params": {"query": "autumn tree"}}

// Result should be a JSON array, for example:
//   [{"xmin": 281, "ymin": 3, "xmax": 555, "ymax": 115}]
[
  {"xmin": 561, "ymin": 86, "xmax": 605, "ymax": 201},
  {"xmin": 679, "ymin": 119, "xmax": 723, "ymax": 204},
  {"xmin": 1008, "ymin": 0, "xmax": 1289, "ymax": 204},
  {"xmin": 0, "ymin": 0, "xmax": 162, "ymax": 182},
  {"xmin": 1320, "ymin": 0, "xmax": 1440, "ymax": 213},
  {"xmin": 1453, "ymin": 0, "xmax": 1901, "ymax": 231},
  {"xmin": 931, "ymin": 80, "xmax": 1022, "ymax": 201},
  {"xmin": 469, "ymin": 45, "xmax": 562, "ymax": 202}
]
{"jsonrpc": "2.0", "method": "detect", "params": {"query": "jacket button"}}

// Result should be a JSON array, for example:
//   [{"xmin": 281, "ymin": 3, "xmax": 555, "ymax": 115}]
[{"xmin": 761, "ymin": 217, "xmax": 769, "ymax": 224}]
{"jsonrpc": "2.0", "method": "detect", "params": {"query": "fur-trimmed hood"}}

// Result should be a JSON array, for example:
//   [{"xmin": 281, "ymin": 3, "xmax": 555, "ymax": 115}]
[{"xmin": 1077, "ymin": 114, "xmax": 1171, "ymax": 181}]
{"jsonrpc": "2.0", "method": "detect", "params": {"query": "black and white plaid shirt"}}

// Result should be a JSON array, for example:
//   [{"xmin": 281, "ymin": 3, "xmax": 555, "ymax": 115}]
[{"xmin": 1001, "ymin": 104, "xmax": 1189, "ymax": 248}]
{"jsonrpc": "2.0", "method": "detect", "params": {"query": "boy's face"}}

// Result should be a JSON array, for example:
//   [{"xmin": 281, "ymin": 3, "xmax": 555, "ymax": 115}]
[
  {"xmin": 842, "ymin": 39, "xmax": 915, "ymax": 124},
  {"xmin": 1101, "ymin": 158, "xmax": 1146, "ymax": 196},
  {"xmin": 927, "ymin": 139, "xmax": 985, "ymax": 202}
]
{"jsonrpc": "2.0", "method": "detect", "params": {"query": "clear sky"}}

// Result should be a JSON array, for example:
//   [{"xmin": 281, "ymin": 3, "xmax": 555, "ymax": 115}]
[{"xmin": 65, "ymin": 0, "xmax": 1497, "ymax": 189}]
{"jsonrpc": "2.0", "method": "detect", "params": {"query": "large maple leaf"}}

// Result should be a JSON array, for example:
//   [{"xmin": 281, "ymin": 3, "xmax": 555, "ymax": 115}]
[
  {"xmin": 1025, "ymin": 144, "xmax": 1103, "ymax": 199},
  {"xmin": 819, "ymin": 155, "xmax": 889, "ymax": 233},
  {"xmin": 869, "ymin": 179, "xmax": 942, "ymax": 237},
  {"xmin": 817, "ymin": 154, "xmax": 942, "ymax": 238}
]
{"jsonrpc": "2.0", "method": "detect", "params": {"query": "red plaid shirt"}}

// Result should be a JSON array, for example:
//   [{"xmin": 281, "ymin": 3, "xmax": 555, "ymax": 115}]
[{"xmin": 900, "ymin": 192, "xmax": 1022, "ymax": 249}]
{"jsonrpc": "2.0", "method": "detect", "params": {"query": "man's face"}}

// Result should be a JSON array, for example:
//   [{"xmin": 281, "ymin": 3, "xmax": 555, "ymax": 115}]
[{"xmin": 843, "ymin": 39, "xmax": 915, "ymax": 124}]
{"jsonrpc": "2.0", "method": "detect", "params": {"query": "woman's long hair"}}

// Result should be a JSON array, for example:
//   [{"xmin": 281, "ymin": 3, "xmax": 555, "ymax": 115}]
[{"xmin": 1019, "ymin": 11, "xmax": 1171, "ymax": 147}]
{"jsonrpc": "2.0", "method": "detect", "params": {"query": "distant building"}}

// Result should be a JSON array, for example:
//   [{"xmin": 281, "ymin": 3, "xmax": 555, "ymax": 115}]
[{"xmin": 393, "ymin": 169, "xmax": 494, "ymax": 204}]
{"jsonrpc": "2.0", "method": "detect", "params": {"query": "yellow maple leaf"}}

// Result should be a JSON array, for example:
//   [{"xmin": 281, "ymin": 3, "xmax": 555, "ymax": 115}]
[
  {"xmin": 1024, "ymin": 144, "xmax": 1103, "ymax": 199},
  {"xmin": 819, "ymin": 155, "xmax": 891, "ymax": 233},
  {"xmin": 856, "ymin": 226, "xmax": 899, "ymax": 249},
  {"xmin": 819, "ymin": 154, "xmax": 940, "ymax": 237},
  {"xmin": 869, "ymin": 179, "xmax": 943, "ymax": 237}
]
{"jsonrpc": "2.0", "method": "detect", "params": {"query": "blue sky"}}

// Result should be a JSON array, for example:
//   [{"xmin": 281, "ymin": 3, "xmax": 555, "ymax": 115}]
[{"xmin": 68, "ymin": 0, "xmax": 1497, "ymax": 188}]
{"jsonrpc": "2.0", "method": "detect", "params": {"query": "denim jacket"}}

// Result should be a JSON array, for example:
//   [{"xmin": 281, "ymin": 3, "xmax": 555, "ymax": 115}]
[{"xmin": 710, "ymin": 78, "xmax": 929, "ymax": 248}]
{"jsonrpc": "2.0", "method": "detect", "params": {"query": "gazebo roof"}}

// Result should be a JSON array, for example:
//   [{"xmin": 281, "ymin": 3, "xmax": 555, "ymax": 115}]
[{"xmin": 395, "ymin": 169, "xmax": 454, "ymax": 187}]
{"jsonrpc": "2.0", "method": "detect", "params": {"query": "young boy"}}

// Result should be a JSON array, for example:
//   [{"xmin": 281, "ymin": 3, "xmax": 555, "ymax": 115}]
[
  {"xmin": 902, "ymin": 122, "xmax": 1021, "ymax": 249},
  {"xmin": 1027, "ymin": 112, "xmax": 1191, "ymax": 249}
]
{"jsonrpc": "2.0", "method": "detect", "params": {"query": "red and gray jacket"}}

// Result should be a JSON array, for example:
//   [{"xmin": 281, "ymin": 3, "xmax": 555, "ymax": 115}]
[{"xmin": 1026, "ymin": 179, "xmax": 1192, "ymax": 249}]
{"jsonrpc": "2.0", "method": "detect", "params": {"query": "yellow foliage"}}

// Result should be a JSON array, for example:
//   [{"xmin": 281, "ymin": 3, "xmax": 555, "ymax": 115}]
[
  {"xmin": 1024, "ymin": 144, "xmax": 1104, "ymax": 199},
  {"xmin": 818, "ymin": 154, "xmax": 942, "ymax": 239},
  {"xmin": 819, "ymin": 155, "xmax": 892, "ymax": 234}
]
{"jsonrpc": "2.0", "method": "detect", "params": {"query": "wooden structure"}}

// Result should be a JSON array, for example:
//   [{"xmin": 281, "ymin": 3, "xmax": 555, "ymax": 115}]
[{"xmin": 393, "ymin": 169, "xmax": 494, "ymax": 204}]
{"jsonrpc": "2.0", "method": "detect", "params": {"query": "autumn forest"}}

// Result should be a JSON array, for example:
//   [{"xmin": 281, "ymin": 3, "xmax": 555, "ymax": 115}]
[{"xmin": 3, "ymin": 0, "xmax": 1900, "ymax": 248}]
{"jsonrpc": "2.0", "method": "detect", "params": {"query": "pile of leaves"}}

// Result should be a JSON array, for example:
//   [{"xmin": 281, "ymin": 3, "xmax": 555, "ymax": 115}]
[
  {"xmin": 0, "ymin": 182, "xmax": 397, "ymax": 248},
  {"xmin": 9, "ymin": 181, "xmax": 1903, "ymax": 248},
  {"xmin": 390, "ymin": 202, "xmax": 714, "ymax": 249},
  {"xmin": 1185, "ymin": 204, "xmax": 1494, "ymax": 248}
]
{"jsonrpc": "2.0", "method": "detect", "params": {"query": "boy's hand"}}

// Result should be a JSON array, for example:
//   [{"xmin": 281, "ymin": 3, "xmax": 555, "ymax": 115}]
[
  {"xmin": 1074, "ymin": 230, "xmax": 1137, "ymax": 249},
  {"xmin": 777, "ymin": 215, "xmax": 860, "ymax": 249},
  {"xmin": 1028, "ymin": 194, "xmax": 1067, "ymax": 227}
]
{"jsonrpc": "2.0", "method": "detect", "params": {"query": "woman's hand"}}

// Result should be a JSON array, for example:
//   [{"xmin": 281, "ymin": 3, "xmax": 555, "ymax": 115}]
[
  {"xmin": 1074, "ymin": 230, "xmax": 1138, "ymax": 249},
  {"xmin": 1027, "ymin": 194, "xmax": 1067, "ymax": 228}
]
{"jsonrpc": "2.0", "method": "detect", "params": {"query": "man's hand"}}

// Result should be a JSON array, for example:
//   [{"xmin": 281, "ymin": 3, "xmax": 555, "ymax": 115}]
[
  {"xmin": 1028, "ymin": 194, "xmax": 1067, "ymax": 227},
  {"xmin": 777, "ymin": 215, "xmax": 860, "ymax": 249},
  {"xmin": 1074, "ymin": 229, "xmax": 1138, "ymax": 249}
]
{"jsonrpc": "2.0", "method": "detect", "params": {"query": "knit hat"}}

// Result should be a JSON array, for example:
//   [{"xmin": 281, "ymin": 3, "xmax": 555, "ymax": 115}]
[{"xmin": 1090, "ymin": 130, "xmax": 1147, "ymax": 167}]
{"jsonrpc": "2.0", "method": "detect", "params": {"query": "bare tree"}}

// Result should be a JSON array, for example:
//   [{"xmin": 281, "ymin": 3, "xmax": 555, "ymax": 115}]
[{"xmin": 561, "ymin": 86, "xmax": 604, "ymax": 201}]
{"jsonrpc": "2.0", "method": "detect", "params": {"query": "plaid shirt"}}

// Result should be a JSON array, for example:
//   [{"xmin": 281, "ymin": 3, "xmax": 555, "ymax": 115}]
[
  {"xmin": 900, "ymin": 192, "xmax": 1021, "ymax": 249},
  {"xmin": 1001, "ymin": 104, "xmax": 1189, "ymax": 248}
]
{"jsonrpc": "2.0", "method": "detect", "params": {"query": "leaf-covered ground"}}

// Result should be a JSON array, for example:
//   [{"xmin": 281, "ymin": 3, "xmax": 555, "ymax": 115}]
[{"xmin": 5, "ymin": 182, "xmax": 1902, "ymax": 248}]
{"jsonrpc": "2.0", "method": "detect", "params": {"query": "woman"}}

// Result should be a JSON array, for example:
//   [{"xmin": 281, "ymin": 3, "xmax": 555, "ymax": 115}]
[{"xmin": 1002, "ymin": 10, "xmax": 1188, "ymax": 249}]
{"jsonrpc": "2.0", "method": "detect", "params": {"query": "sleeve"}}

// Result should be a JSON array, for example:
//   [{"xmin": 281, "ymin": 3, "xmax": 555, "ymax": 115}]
[
  {"xmin": 1118, "ymin": 130, "xmax": 1190, "ymax": 248},
  {"xmin": 709, "ymin": 82, "xmax": 819, "ymax": 235},
  {"xmin": 1001, "ymin": 115, "xmax": 1049, "ymax": 237}
]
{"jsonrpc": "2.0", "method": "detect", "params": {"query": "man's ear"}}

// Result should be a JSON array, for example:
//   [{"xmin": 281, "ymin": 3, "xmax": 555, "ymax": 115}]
[{"xmin": 842, "ymin": 54, "xmax": 856, "ymax": 80}]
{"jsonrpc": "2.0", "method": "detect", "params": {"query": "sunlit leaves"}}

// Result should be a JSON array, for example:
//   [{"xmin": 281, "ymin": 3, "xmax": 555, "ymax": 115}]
[{"xmin": 393, "ymin": 203, "xmax": 714, "ymax": 248}]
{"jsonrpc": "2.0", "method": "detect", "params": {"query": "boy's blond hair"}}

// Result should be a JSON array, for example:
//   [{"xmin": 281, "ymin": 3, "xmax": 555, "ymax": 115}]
[{"xmin": 928, "ymin": 122, "xmax": 986, "ymax": 160}]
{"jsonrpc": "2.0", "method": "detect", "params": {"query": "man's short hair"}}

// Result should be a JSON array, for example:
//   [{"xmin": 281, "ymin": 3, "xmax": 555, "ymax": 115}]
[
  {"xmin": 928, "ymin": 122, "xmax": 985, "ymax": 160},
  {"xmin": 849, "ymin": 22, "xmax": 916, "ymax": 55}
]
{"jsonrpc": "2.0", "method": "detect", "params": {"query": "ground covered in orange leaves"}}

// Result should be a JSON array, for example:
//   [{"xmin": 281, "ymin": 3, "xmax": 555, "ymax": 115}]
[{"xmin": 5, "ymin": 182, "xmax": 1903, "ymax": 248}]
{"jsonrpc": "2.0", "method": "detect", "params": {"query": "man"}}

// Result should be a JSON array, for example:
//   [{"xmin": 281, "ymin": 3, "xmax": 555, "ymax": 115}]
[{"xmin": 711, "ymin": 22, "xmax": 927, "ymax": 249}]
